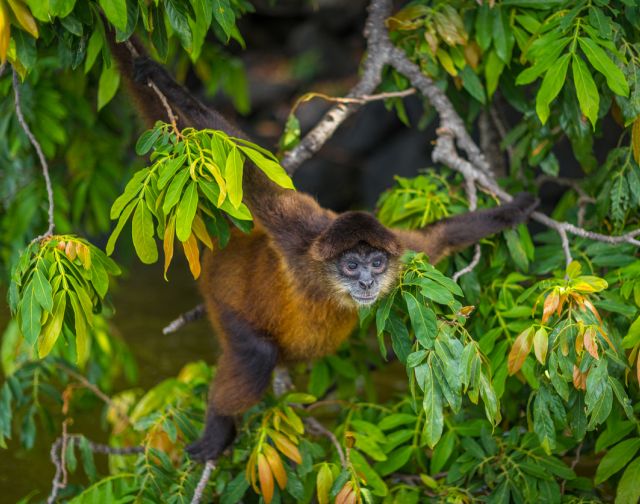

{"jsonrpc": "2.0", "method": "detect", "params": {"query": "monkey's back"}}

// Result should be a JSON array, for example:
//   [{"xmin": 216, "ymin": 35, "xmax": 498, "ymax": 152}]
[{"xmin": 199, "ymin": 228, "xmax": 358, "ymax": 361}]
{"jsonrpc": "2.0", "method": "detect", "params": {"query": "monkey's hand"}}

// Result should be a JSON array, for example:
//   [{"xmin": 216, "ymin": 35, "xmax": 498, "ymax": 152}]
[{"xmin": 186, "ymin": 414, "xmax": 236, "ymax": 463}]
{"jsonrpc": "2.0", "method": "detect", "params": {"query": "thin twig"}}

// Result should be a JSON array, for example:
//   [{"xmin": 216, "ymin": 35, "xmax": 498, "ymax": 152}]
[
  {"xmin": 123, "ymin": 40, "xmax": 180, "ymax": 134},
  {"xmin": 163, "ymin": 304, "xmax": 206, "ymax": 334},
  {"xmin": 453, "ymin": 244, "xmax": 481, "ymax": 282},
  {"xmin": 12, "ymin": 68, "xmax": 55, "ymax": 240},
  {"xmin": 561, "ymin": 442, "xmax": 583, "ymax": 494},
  {"xmin": 305, "ymin": 417, "xmax": 347, "ymax": 468},
  {"xmin": 48, "ymin": 434, "xmax": 143, "ymax": 503},
  {"xmin": 56, "ymin": 363, "xmax": 133, "ymax": 425},
  {"xmin": 191, "ymin": 460, "xmax": 216, "ymax": 504}
]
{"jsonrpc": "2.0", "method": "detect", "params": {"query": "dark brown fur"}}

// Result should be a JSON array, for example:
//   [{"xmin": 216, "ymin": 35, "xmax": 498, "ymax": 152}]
[{"xmin": 109, "ymin": 38, "xmax": 537, "ymax": 462}]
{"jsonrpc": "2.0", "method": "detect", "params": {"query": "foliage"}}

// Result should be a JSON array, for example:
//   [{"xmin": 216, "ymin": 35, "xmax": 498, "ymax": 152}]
[
  {"xmin": 107, "ymin": 122, "xmax": 293, "ymax": 278},
  {"xmin": 1, "ymin": 0, "xmax": 640, "ymax": 503}
]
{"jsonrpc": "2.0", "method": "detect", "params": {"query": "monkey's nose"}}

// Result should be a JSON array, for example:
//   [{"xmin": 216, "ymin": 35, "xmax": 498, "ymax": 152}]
[{"xmin": 359, "ymin": 279, "xmax": 374, "ymax": 290}]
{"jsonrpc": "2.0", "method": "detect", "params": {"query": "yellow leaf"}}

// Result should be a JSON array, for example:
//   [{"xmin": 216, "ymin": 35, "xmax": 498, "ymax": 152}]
[
  {"xmin": 542, "ymin": 289, "xmax": 559, "ymax": 323},
  {"xmin": 0, "ymin": 1, "xmax": 9, "ymax": 64},
  {"xmin": 436, "ymin": 48, "xmax": 457, "ymax": 77},
  {"xmin": 163, "ymin": 215, "xmax": 176, "ymax": 279},
  {"xmin": 533, "ymin": 327, "xmax": 548, "ymax": 364},
  {"xmin": 192, "ymin": 213, "xmax": 213, "ymax": 249},
  {"xmin": 335, "ymin": 482, "xmax": 354, "ymax": 504},
  {"xmin": 263, "ymin": 444, "xmax": 287, "ymax": 490},
  {"xmin": 7, "ymin": 0, "xmax": 38, "ymax": 38},
  {"xmin": 204, "ymin": 162, "xmax": 227, "ymax": 206},
  {"xmin": 182, "ymin": 232, "xmax": 201, "ymax": 279},
  {"xmin": 76, "ymin": 243, "xmax": 91, "ymax": 269},
  {"xmin": 257, "ymin": 453, "xmax": 274, "ymax": 504},
  {"xmin": 632, "ymin": 116, "xmax": 640, "ymax": 165},
  {"xmin": 507, "ymin": 326, "xmax": 534, "ymax": 375},
  {"xmin": 316, "ymin": 463, "xmax": 334, "ymax": 504},
  {"xmin": 245, "ymin": 450, "xmax": 259, "ymax": 494},
  {"xmin": 583, "ymin": 326, "xmax": 599, "ymax": 360},
  {"xmin": 269, "ymin": 430, "xmax": 302, "ymax": 464},
  {"xmin": 65, "ymin": 241, "xmax": 77, "ymax": 261},
  {"xmin": 572, "ymin": 365, "xmax": 587, "ymax": 391}
]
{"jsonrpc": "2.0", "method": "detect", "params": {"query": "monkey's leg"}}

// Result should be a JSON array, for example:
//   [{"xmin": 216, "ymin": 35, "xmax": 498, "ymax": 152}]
[{"xmin": 186, "ymin": 309, "xmax": 278, "ymax": 463}]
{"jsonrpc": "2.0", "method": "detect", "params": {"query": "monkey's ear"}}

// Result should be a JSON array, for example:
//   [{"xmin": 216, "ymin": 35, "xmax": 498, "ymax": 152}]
[{"xmin": 309, "ymin": 211, "xmax": 403, "ymax": 261}]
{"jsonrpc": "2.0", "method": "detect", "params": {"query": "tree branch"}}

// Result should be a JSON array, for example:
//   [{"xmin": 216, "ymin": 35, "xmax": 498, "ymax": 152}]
[
  {"xmin": 162, "ymin": 303, "xmax": 206, "ymax": 334},
  {"xmin": 163, "ymin": 0, "xmax": 640, "ymax": 329},
  {"xmin": 12, "ymin": 68, "xmax": 55, "ymax": 240},
  {"xmin": 191, "ymin": 460, "xmax": 216, "ymax": 504},
  {"xmin": 48, "ymin": 434, "xmax": 143, "ymax": 503}
]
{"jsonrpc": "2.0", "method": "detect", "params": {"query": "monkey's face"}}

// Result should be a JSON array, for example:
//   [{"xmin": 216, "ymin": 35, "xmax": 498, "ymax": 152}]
[{"xmin": 334, "ymin": 245, "xmax": 394, "ymax": 306}]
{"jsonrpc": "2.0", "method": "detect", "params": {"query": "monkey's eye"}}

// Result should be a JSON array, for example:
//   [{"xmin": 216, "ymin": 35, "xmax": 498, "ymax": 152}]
[
  {"xmin": 347, "ymin": 261, "xmax": 358, "ymax": 271},
  {"xmin": 372, "ymin": 259, "xmax": 382, "ymax": 268}
]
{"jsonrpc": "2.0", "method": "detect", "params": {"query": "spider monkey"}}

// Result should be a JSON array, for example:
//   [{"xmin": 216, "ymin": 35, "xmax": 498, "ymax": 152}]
[{"xmin": 108, "ymin": 35, "xmax": 538, "ymax": 463}]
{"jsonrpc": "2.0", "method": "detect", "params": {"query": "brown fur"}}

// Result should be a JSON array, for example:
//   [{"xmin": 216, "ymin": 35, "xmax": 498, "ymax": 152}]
[{"xmin": 109, "ymin": 38, "xmax": 537, "ymax": 461}]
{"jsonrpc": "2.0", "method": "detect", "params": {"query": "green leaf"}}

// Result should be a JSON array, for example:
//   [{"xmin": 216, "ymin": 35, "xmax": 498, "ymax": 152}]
[
  {"xmin": 110, "ymin": 168, "xmax": 148, "ymax": 219},
  {"xmin": 131, "ymin": 201, "xmax": 158, "ymax": 264},
  {"xmin": 99, "ymin": 0, "xmax": 127, "ymax": 31},
  {"xmin": 378, "ymin": 413, "xmax": 417, "ymax": 431},
  {"xmin": 97, "ymin": 63, "xmax": 121, "ymax": 111},
  {"xmin": 572, "ymin": 55, "xmax": 600, "ymax": 130},
  {"xmin": 213, "ymin": 0, "xmax": 235, "ymax": 39},
  {"xmin": 84, "ymin": 29, "xmax": 103, "ymax": 74},
  {"xmin": 578, "ymin": 37, "xmax": 629, "ymax": 97},
  {"xmin": 221, "ymin": 472, "xmax": 250, "ymax": 504},
  {"xmin": 225, "ymin": 146, "xmax": 244, "ymax": 209},
  {"xmin": 37, "ymin": 291, "xmax": 66, "ymax": 358},
  {"xmin": 403, "ymin": 292, "xmax": 437, "ymax": 349},
  {"xmin": 163, "ymin": 168, "xmax": 190, "ymax": 214},
  {"xmin": 239, "ymin": 146, "xmax": 294, "ymax": 189},
  {"xmin": 474, "ymin": 4, "xmax": 492, "ymax": 51},
  {"xmin": 616, "ymin": 457, "xmax": 640, "ymax": 504},
  {"xmin": 492, "ymin": 6, "xmax": 511, "ymax": 63},
  {"xmin": 69, "ymin": 292, "xmax": 89, "ymax": 365},
  {"xmin": 175, "ymin": 181, "xmax": 198, "ymax": 242},
  {"xmin": 32, "ymin": 268, "xmax": 53, "ymax": 312},
  {"xmin": 20, "ymin": 281, "xmax": 42, "ymax": 345},
  {"xmin": 431, "ymin": 430, "xmax": 455, "ymax": 473},
  {"xmin": 516, "ymin": 38, "xmax": 570, "ymax": 86},
  {"xmin": 534, "ymin": 393, "xmax": 556, "ymax": 453},
  {"xmin": 165, "ymin": 0, "xmax": 192, "ymax": 50},
  {"xmin": 158, "ymin": 155, "xmax": 187, "ymax": 189},
  {"xmin": 504, "ymin": 228, "xmax": 530, "ymax": 271},
  {"xmin": 460, "ymin": 66, "xmax": 485, "ymax": 104},
  {"xmin": 595, "ymin": 438, "xmax": 640, "ymax": 484},
  {"xmin": 106, "ymin": 199, "xmax": 137, "ymax": 255},
  {"xmin": 535, "ymin": 53, "xmax": 571, "ymax": 125},
  {"xmin": 135, "ymin": 128, "xmax": 162, "ymax": 155},
  {"xmin": 422, "ymin": 362, "xmax": 444, "ymax": 448},
  {"xmin": 375, "ymin": 446, "xmax": 413, "ymax": 476},
  {"xmin": 485, "ymin": 50, "xmax": 505, "ymax": 98}
]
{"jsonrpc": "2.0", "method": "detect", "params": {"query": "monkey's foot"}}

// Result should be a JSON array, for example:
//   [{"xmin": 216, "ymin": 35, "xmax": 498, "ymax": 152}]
[{"xmin": 186, "ymin": 414, "xmax": 236, "ymax": 463}]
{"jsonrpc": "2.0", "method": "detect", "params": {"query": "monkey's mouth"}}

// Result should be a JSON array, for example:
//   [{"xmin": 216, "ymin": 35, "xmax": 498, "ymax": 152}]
[{"xmin": 352, "ymin": 294, "xmax": 378, "ymax": 305}]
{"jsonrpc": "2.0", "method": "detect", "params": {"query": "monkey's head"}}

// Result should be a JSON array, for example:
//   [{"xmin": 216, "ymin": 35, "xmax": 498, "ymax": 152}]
[{"xmin": 310, "ymin": 212, "xmax": 403, "ymax": 306}]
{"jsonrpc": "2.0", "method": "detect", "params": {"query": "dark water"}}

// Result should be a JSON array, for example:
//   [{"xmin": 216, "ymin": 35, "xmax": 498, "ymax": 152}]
[{"xmin": 0, "ymin": 258, "xmax": 215, "ymax": 502}]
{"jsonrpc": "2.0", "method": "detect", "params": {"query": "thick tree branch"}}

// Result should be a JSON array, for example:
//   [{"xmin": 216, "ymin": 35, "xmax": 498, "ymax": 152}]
[
  {"xmin": 165, "ymin": 0, "xmax": 640, "ymax": 326},
  {"xmin": 281, "ymin": 0, "xmax": 394, "ymax": 174},
  {"xmin": 13, "ymin": 68, "xmax": 55, "ymax": 240}
]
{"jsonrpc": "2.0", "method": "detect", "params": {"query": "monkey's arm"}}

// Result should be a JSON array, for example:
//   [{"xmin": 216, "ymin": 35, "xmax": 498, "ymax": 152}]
[
  {"xmin": 108, "ymin": 42, "xmax": 333, "ymax": 261},
  {"xmin": 392, "ymin": 193, "xmax": 538, "ymax": 263}
]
